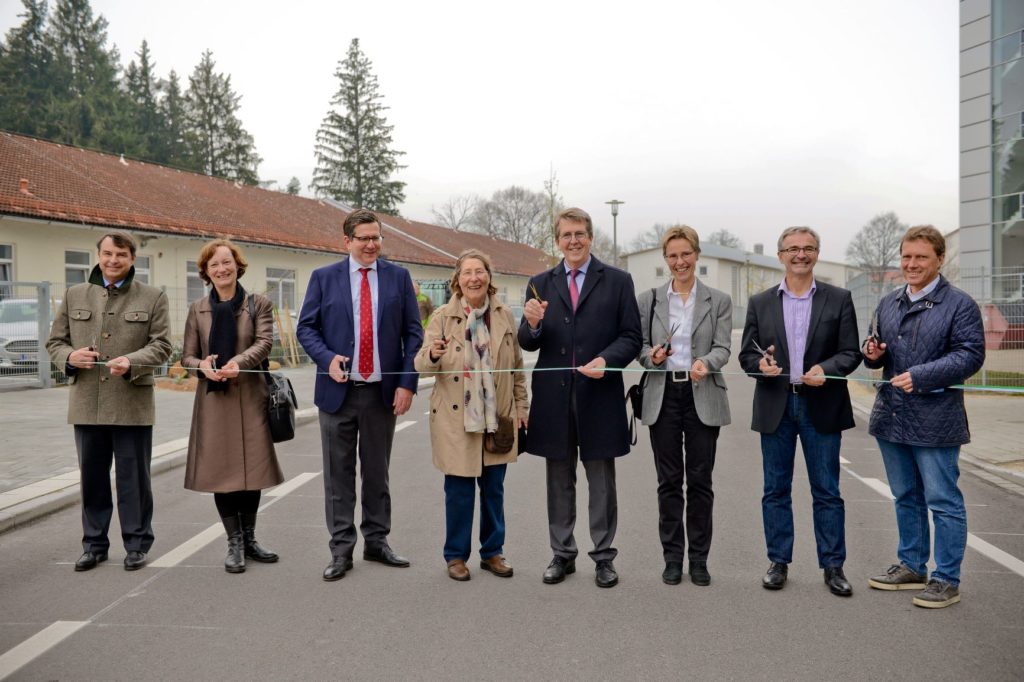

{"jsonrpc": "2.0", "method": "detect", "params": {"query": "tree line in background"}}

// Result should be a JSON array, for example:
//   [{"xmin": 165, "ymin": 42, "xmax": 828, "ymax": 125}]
[{"xmin": 1, "ymin": 1, "xmax": 913, "ymax": 265}]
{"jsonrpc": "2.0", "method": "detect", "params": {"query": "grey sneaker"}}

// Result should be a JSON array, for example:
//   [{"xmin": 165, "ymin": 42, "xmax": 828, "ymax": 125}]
[
  {"xmin": 868, "ymin": 563, "xmax": 928, "ymax": 591},
  {"xmin": 912, "ymin": 579, "xmax": 961, "ymax": 609}
]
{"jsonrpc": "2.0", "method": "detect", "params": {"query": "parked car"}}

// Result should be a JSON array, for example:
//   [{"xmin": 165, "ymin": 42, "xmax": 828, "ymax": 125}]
[{"xmin": 0, "ymin": 298, "xmax": 58, "ymax": 376}]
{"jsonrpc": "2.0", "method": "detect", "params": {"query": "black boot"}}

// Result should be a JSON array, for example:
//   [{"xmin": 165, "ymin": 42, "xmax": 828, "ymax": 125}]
[
  {"xmin": 241, "ymin": 513, "xmax": 278, "ymax": 563},
  {"xmin": 221, "ymin": 514, "xmax": 245, "ymax": 574}
]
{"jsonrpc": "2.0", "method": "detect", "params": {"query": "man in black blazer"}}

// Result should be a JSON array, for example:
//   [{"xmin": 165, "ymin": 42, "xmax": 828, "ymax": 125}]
[
  {"xmin": 739, "ymin": 226, "xmax": 860, "ymax": 597},
  {"xmin": 519, "ymin": 207, "xmax": 642, "ymax": 588}
]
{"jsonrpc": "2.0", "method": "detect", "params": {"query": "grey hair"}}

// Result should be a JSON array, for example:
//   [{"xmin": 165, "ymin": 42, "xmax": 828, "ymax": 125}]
[{"xmin": 777, "ymin": 226, "xmax": 821, "ymax": 252}]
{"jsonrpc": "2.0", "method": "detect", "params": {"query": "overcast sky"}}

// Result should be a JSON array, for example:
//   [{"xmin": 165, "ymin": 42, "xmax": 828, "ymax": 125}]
[{"xmin": 1, "ymin": 0, "xmax": 960, "ymax": 261}]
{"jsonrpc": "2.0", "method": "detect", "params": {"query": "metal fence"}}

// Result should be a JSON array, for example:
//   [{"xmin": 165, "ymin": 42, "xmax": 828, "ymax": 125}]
[
  {"xmin": 0, "ymin": 281, "xmax": 313, "ymax": 390},
  {"xmin": 848, "ymin": 266, "xmax": 1024, "ymax": 388}
]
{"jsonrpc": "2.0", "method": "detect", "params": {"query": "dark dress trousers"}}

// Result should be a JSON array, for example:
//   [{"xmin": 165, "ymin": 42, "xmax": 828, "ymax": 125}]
[{"xmin": 297, "ymin": 257, "xmax": 423, "ymax": 559}]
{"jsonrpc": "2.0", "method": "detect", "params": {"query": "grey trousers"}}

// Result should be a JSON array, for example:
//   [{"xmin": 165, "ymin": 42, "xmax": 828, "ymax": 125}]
[
  {"xmin": 319, "ymin": 384, "xmax": 397, "ymax": 559},
  {"xmin": 546, "ymin": 455, "xmax": 619, "ymax": 563}
]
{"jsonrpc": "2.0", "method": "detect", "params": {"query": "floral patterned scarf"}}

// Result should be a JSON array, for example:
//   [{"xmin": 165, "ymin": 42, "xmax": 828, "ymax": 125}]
[{"xmin": 462, "ymin": 297, "xmax": 498, "ymax": 434}]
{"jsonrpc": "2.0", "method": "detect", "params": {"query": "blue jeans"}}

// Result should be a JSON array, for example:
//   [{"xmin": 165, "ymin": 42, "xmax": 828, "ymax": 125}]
[
  {"xmin": 761, "ymin": 394, "xmax": 845, "ymax": 568},
  {"xmin": 876, "ymin": 439, "xmax": 966, "ymax": 586},
  {"xmin": 443, "ymin": 464, "xmax": 507, "ymax": 562}
]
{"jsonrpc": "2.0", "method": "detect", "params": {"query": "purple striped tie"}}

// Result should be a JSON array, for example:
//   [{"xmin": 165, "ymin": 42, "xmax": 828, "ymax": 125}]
[{"xmin": 569, "ymin": 269, "xmax": 580, "ymax": 310}]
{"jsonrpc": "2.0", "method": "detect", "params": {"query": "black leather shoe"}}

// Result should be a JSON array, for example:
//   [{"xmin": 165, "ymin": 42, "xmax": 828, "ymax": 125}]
[
  {"xmin": 762, "ymin": 562, "xmax": 787, "ymax": 590},
  {"xmin": 123, "ymin": 551, "xmax": 147, "ymax": 571},
  {"xmin": 74, "ymin": 551, "xmax": 108, "ymax": 572},
  {"xmin": 824, "ymin": 567, "xmax": 853, "ymax": 597},
  {"xmin": 542, "ymin": 556, "xmax": 576, "ymax": 584},
  {"xmin": 595, "ymin": 560, "xmax": 619, "ymax": 588},
  {"xmin": 363, "ymin": 545, "xmax": 410, "ymax": 567},
  {"xmin": 689, "ymin": 560, "xmax": 711, "ymax": 586},
  {"xmin": 322, "ymin": 557, "xmax": 354, "ymax": 582},
  {"xmin": 662, "ymin": 561, "xmax": 683, "ymax": 585}
]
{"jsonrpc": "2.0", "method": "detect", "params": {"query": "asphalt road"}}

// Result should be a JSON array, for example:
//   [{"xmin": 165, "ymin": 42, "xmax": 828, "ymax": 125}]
[{"xmin": 1, "ymin": 367, "xmax": 1023, "ymax": 681}]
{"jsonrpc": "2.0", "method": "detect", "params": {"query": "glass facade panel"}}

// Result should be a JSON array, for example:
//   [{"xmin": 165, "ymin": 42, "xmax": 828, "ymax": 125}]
[
  {"xmin": 993, "ymin": 137, "xmax": 1024, "ymax": 195},
  {"xmin": 993, "ymin": 193, "xmax": 1022, "ymax": 223},
  {"xmin": 993, "ymin": 30, "xmax": 1023, "ymax": 64},
  {"xmin": 992, "ymin": 58, "xmax": 1024, "ymax": 118},
  {"xmin": 994, "ymin": 0, "xmax": 1024, "ymax": 38},
  {"xmin": 266, "ymin": 267, "xmax": 296, "ymax": 310},
  {"xmin": 992, "ymin": 111, "xmax": 1024, "ymax": 145},
  {"xmin": 134, "ymin": 255, "xmax": 150, "ymax": 284}
]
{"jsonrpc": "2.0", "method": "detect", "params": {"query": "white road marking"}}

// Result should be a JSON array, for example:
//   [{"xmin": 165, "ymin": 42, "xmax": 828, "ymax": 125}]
[
  {"xmin": 0, "ymin": 621, "xmax": 87, "ymax": 681},
  {"xmin": 395, "ymin": 420, "xmax": 416, "ymax": 432},
  {"xmin": 149, "ymin": 524, "xmax": 223, "ymax": 568},
  {"xmin": 846, "ymin": 464, "xmax": 1024, "ymax": 579},
  {"xmin": 967, "ymin": 535, "xmax": 1024, "ymax": 578},
  {"xmin": 266, "ymin": 472, "xmax": 319, "ymax": 498},
  {"xmin": 839, "ymin": 456, "xmax": 851, "ymax": 464}
]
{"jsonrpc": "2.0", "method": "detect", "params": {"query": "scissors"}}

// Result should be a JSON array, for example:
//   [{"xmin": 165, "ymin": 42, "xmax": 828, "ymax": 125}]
[
  {"xmin": 751, "ymin": 338, "xmax": 772, "ymax": 360},
  {"xmin": 662, "ymin": 321, "xmax": 681, "ymax": 354},
  {"xmin": 866, "ymin": 310, "xmax": 882, "ymax": 347},
  {"xmin": 529, "ymin": 282, "xmax": 544, "ymax": 303}
]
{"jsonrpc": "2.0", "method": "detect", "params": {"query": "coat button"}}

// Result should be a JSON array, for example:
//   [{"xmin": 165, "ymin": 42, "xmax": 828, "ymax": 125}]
[
  {"xmin": 560, "ymin": 348, "xmax": 566, "ymax": 355},
  {"xmin": 100, "ymin": 377, "xmax": 108, "ymax": 382},
  {"xmin": 564, "ymin": 317, "xmax": 570, "ymax": 324},
  {"xmin": 452, "ymin": 405, "xmax": 459, "ymax": 410},
  {"xmin": 432, "ymin": 408, "xmax": 436, "ymax": 414},
  {"xmin": 453, "ymin": 376, "xmax": 459, "ymax": 382},
  {"xmin": 103, "ymin": 332, "xmax": 111, "ymax": 339},
  {"xmin": 455, "ymin": 346, "xmax": 462, "ymax": 352}
]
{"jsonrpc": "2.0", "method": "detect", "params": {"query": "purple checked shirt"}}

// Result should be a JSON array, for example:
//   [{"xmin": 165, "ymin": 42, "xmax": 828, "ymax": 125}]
[{"xmin": 778, "ymin": 278, "xmax": 816, "ymax": 384}]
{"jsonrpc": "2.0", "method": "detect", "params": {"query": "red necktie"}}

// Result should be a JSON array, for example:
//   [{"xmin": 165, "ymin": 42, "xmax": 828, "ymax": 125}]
[
  {"xmin": 358, "ymin": 268, "xmax": 374, "ymax": 376},
  {"xmin": 569, "ymin": 269, "xmax": 580, "ymax": 310}
]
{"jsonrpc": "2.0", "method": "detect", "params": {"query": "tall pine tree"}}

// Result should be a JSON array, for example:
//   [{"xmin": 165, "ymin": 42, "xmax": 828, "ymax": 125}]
[
  {"xmin": 160, "ymin": 69, "xmax": 194, "ymax": 170},
  {"xmin": 311, "ymin": 38, "xmax": 405, "ymax": 214},
  {"xmin": 184, "ymin": 50, "xmax": 260, "ymax": 184},
  {"xmin": 124, "ymin": 40, "xmax": 167, "ymax": 162},
  {"xmin": 0, "ymin": 0, "xmax": 55, "ymax": 138},
  {"xmin": 44, "ymin": 0, "xmax": 132, "ymax": 152}
]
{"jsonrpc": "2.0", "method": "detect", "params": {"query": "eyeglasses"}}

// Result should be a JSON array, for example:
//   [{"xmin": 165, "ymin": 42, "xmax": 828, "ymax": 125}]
[
  {"xmin": 559, "ymin": 231, "xmax": 589, "ymax": 243},
  {"xmin": 351, "ymin": 235, "xmax": 383, "ymax": 244},
  {"xmin": 779, "ymin": 246, "xmax": 818, "ymax": 255}
]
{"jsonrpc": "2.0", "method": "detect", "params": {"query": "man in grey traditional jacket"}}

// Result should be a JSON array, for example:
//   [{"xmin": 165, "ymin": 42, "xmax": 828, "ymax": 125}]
[{"xmin": 47, "ymin": 232, "xmax": 171, "ymax": 572}]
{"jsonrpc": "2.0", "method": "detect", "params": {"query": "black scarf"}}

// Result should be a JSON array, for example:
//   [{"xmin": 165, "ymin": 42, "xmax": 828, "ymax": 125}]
[{"xmin": 207, "ymin": 284, "xmax": 246, "ymax": 393}]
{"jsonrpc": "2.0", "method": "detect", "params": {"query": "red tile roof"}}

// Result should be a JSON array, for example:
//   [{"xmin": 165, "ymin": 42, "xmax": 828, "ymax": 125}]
[{"xmin": 0, "ymin": 131, "xmax": 549, "ymax": 276}]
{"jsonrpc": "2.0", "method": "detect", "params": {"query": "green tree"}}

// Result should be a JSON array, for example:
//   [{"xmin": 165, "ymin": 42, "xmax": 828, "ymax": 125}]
[
  {"xmin": 160, "ymin": 69, "xmax": 194, "ymax": 170},
  {"xmin": 44, "ymin": 0, "xmax": 131, "ymax": 151},
  {"xmin": 285, "ymin": 177, "xmax": 302, "ymax": 195},
  {"xmin": 124, "ymin": 40, "xmax": 168, "ymax": 161},
  {"xmin": 184, "ymin": 50, "xmax": 260, "ymax": 184},
  {"xmin": 311, "ymin": 38, "xmax": 405, "ymax": 214},
  {"xmin": 0, "ymin": 0, "xmax": 55, "ymax": 138}
]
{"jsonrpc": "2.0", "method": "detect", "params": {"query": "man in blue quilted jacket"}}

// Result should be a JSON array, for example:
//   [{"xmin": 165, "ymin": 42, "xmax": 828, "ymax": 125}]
[{"xmin": 862, "ymin": 225, "xmax": 985, "ymax": 609}]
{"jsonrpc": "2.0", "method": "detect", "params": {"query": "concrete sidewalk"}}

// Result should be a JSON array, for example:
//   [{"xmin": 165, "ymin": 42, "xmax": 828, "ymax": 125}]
[{"xmin": 2, "ymin": 353, "xmax": 1021, "ymax": 533}]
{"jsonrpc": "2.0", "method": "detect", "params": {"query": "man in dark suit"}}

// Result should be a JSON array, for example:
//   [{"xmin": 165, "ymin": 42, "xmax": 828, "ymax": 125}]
[
  {"xmin": 297, "ymin": 208, "xmax": 423, "ymax": 582},
  {"xmin": 519, "ymin": 207, "xmax": 642, "ymax": 588},
  {"xmin": 739, "ymin": 226, "xmax": 860, "ymax": 597}
]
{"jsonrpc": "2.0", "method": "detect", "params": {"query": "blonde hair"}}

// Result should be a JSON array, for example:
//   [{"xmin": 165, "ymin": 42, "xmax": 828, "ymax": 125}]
[{"xmin": 661, "ymin": 225, "xmax": 701, "ymax": 255}]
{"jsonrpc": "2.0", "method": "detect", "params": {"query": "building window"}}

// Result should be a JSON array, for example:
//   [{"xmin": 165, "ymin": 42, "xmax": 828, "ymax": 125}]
[
  {"xmin": 134, "ymin": 255, "xmax": 151, "ymax": 284},
  {"xmin": 0, "ymin": 244, "xmax": 12, "ymax": 298},
  {"xmin": 186, "ymin": 261, "xmax": 206, "ymax": 304},
  {"xmin": 65, "ymin": 250, "xmax": 90, "ymax": 285},
  {"xmin": 699, "ymin": 265, "xmax": 708, "ymax": 276},
  {"xmin": 266, "ymin": 268, "xmax": 296, "ymax": 311}
]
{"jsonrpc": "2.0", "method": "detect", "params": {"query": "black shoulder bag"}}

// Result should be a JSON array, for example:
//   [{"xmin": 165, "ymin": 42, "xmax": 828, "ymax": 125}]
[
  {"xmin": 626, "ymin": 288, "xmax": 657, "ymax": 445},
  {"xmin": 248, "ymin": 296, "xmax": 298, "ymax": 443}
]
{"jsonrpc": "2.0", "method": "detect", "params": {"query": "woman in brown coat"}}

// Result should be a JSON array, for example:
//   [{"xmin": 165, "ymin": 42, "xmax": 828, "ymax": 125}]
[
  {"xmin": 182, "ymin": 239, "xmax": 284, "ymax": 573},
  {"xmin": 414, "ymin": 249, "xmax": 528, "ymax": 581}
]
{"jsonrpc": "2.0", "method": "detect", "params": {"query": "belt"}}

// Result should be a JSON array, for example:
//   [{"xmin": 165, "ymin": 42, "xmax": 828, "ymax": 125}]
[
  {"xmin": 790, "ymin": 383, "xmax": 805, "ymax": 394},
  {"xmin": 670, "ymin": 370, "xmax": 690, "ymax": 383},
  {"xmin": 349, "ymin": 380, "xmax": 378, "ymax": 388}
]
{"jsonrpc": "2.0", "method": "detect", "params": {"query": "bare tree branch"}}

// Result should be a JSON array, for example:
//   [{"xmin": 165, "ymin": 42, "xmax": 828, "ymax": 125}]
[
  {"xmin": 845, "ymin": 211, "xmax": 906, "ymax": 270},
  {"xmin": 431, "ymin": 194, "xmax": 479, "ymax": 231}
]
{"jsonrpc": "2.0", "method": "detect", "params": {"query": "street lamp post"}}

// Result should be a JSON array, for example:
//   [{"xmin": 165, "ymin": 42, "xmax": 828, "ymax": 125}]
[{"xmin": 605, "ymin": 199, "xmax": 625, "ymax": 266}]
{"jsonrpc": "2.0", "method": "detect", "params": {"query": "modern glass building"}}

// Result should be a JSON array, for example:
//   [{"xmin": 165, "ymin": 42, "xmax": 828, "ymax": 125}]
[{"xmin": 960, "ymin": 0, "xmax": 1024, "ymax": 300}]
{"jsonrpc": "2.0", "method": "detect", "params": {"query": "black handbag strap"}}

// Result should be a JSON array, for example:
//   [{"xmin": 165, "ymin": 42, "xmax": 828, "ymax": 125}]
[
  {"xmin": 246, "ymin": 294, "xmax": 273, "ymax": 386},
  {"xmin": 628, "ymin": 287, "xmax": 659, "ymax": 446}
]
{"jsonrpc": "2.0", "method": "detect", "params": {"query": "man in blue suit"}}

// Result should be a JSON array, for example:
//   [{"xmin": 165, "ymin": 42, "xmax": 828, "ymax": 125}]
[
  {"xmin": 297, "ymin": 208, "xmax": 423, "ymax": 582},
  {"xmin": 519, "ymin": 207, "xmax": 642, "ymax": 588}
]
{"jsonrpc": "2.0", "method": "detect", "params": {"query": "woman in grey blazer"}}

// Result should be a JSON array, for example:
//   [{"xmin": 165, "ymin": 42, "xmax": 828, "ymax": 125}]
[{"xmin": 636, "ymin": 226, "xmax": 732, "ymax": 587}]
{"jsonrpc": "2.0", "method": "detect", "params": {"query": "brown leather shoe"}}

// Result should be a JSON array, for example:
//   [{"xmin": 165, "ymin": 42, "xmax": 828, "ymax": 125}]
[
  {"xmin": 447, "ymin": 559, "xmax": 470, "ymax": 581},
  {"xmin": 480, "ymin": 555, "xmax": 514, "ymax": 578}
]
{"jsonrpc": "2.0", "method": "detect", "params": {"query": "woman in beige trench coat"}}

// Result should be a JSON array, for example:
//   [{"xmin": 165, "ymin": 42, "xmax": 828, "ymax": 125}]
[
  {"xmin": 414, "ymin": 249, "xmax": 529, "ymax": 582},
  {"xmin": 182, "ymin": 239, "xmax": 284, "ymax": 573}
]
